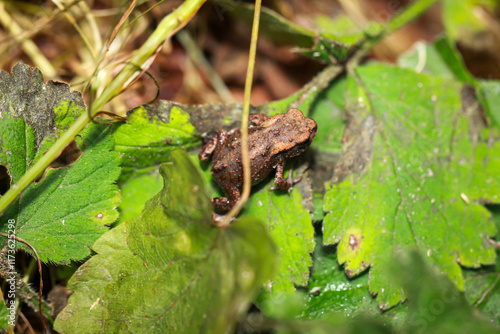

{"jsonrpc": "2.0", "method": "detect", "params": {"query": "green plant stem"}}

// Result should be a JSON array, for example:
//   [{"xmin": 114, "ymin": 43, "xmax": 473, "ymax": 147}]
[
  {"xmin": 363, "ymin": 0, "xmax": 440, "ymax": 50},
  {"xmin": 0, "ymin": 114, "xmax": 90, "ymax": 216},
  {"xmin": 344, "ymin": 0, "xmax": 440, "ymax": 76},
  {"xmin": 221, "ymin": 0, "xmax": 262, "ymax": 227},
  {"xmin": 387, "ymin": 0, "xmax": 439, "ymax": 35},
  {"xmin": 0, "ymin": 0, "xmax": 207, "ymax": 216}
]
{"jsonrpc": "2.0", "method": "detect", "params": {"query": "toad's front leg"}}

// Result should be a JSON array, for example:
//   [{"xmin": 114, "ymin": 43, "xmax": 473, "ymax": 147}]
[
  {"xmin": 272, "ymin": 160, "xmax": 293, "ymax": 192},
  {"xmin": 199, "ymin": 130, "xmax": 227, "ymax": 161},
  {"xmin": 199, "ymin": 135, "xmax": 217, "ymax": 161},
  {"xmin": 213, "ymin": 183, "xmax": 241, "ymax": 213}
]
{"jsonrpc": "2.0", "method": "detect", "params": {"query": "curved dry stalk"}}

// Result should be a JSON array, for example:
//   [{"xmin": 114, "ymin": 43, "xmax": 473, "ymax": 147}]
[{"xmin": 219, "ymin": 0, "xmax": 262, "ymax": 227}]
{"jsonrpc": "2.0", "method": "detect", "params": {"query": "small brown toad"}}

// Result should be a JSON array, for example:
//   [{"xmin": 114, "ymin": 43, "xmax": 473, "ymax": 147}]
[{"xmin": 199, "ymin": 108, "xmax": 317, "ymax": 213}]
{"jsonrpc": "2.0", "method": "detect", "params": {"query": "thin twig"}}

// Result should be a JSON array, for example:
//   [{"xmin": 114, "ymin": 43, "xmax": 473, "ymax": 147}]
[{"xmin": 18, "ymin": 311, "xmax": 36, "ymax": 334}]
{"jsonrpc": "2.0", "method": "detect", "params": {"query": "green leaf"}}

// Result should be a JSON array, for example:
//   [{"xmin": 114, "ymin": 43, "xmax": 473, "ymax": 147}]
[
  {"xmin": 395, "ymin": 251, "xmax": 499, "ymax": 334},
  {"xmin": 300, "ymin": 240, "xmax": 410, "ymax": 328},
  {"xmin": 302, "ymin": 75, "xmax": 346, "ymax": 220},
  {"xmin": 113, "ymin": 104, "xmax": 199, "ymax": 171},
  {"xmin": 398, "ymin": 37, "xmax": 475, "ymax": 82},
  {"xmin": 256, "ymin": 251, "xmax": 499, "ymax": 334},
  {"xmin": 0, "ymin": 62, "xmax": 121, "ymax": 263},
  {"xmin": 243, "ymin": 76, "xmax": 347, "ymax": 300},
  {"xmin": 303, "ymin": 238, "xmax": 380, "ymax": 318},
  {"xmin": 309, "ymin": 75, "xmax": 346, "ymax": 153},
  {"xmin": 398, "ymin": 37, "xmax": 500, "ymax": 128},
  {"xmin": 0, "ymin": 299, "xmax": 9, "ymax": 331},
  {"xmin": 433, "ymin": 38, "xmax": 477, "ymax": 84},
  {"xmin": 54, "ymin": 150, "xmax": 277, "ymax": 333},
  {"xmin": 0, "ymin": 62, "xmax": 82, "ymax": 184},
  {"xmin": 323, "ymin": 64, "xmax": 499, "ymax": 310},
  {"xmin": 315, "ymin": 14, "xmax": 364, "ymax": 46},
  {"xmin": 464, "ymin": 259, "xmax": 500, "ymax": 324},
  {"xmin": 490, "ymin": 205, "xmax": 500, "ymax": 240},
  {"xmin": 398, "ymin": 42, "xmax": 455, "ymax": 78},
  {"xmin": 116, "ymin": 167, "xmax": 163, "ymax": 224},
  {"xmin": 270, "ymin": 236, "xmax": 408, "ymax": 326},
  {"xmin": 462, "ymin": 215, "xmax": 500, "ymax": 325},
  {"xmin": 480, "ymin": 80, "xmax": 500, "ymax": 128},
  {"xmin": 114, "ymin": 102, "xmax": 203, "ymax": 222},
  {"xmin": 244, "ymin": 187, "xmax": 314, "ymax": 298}
]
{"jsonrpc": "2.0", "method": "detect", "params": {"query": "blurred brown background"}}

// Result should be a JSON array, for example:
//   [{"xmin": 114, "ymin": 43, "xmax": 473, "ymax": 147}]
[{"xmin": 0, "ymin": 0, "xmax": 499, "ymax": 114}]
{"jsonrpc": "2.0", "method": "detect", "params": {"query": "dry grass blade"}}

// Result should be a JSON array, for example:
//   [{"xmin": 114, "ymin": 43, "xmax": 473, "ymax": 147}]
[{"xmin": 220, "ymin": 0, "xmax": 262, "ymax": 227}]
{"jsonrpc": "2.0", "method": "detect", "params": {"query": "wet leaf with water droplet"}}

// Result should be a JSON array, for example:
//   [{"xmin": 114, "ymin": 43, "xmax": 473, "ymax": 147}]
[{"xmin": 324, "ymin": 64, "xmax": 500, "ymax": 310}]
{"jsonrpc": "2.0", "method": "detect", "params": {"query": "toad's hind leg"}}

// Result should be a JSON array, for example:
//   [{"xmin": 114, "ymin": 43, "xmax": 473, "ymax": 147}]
[{"xmin": 212, "ymin": 183, "xmax": 241, "ymax": 213}]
